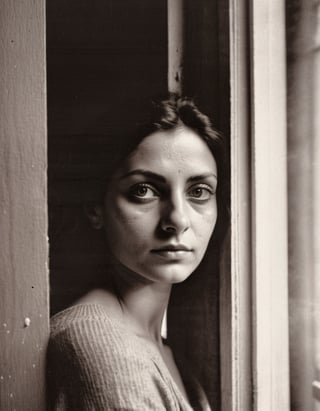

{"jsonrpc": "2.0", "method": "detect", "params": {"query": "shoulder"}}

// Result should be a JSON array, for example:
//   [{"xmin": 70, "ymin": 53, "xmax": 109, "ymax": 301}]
[
  {"xmin": 50, "ymin": 303, "xmax": 116, "ymax": 337},
  {"xmin": 48, "ymin": 303, "xmax": 161, "ymax": 382},
  {"xmin": 47, "ymin": 304, "xmax": 171, "ymax": 410},
  {"xmin": 49, "ymin": 303, "xmax": 138, "ymax": 363}
]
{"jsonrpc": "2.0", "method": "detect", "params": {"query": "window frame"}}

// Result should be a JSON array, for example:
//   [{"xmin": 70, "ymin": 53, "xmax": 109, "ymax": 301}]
[{"xmin": 220, "ymin": 0, "xmax": 290, "ymax": 410}]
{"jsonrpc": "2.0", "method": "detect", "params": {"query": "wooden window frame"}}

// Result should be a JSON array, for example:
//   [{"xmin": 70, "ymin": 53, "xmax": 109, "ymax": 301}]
[{"xmin": 221, "ymin": 0, "xmax": 290, "ymax": 410}]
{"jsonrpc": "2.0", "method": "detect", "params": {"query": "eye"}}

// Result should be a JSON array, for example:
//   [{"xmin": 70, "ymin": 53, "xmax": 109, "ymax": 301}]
[
  {"xmin": 129, "ymin": 183, "xmax": 159, "ymax": 201},
  {"xmin": 187, "ymin": 184, "xmax": 215, "ymax": 202}
]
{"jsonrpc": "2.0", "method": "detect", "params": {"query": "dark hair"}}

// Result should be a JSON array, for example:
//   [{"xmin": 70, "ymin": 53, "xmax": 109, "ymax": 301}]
[{"xmin": 99, "ymin": 94, "xmax": 228, "ymax": 243}]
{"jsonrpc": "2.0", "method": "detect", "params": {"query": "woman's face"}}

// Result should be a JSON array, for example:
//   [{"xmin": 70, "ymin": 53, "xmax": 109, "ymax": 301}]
[{"xmin": 101, "ymin": 125, "xmax": 218, "ymax": 284}]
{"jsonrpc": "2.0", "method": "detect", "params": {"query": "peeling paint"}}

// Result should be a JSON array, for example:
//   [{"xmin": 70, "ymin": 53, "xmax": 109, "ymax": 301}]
[{"xmin": 24, "ymin": 317, "xmax": 31, "ymax": 327}]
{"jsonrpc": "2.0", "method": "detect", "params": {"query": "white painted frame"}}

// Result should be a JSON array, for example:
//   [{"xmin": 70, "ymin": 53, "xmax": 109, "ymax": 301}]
[
  {"xmin": 220, "ymin": 0, "xmax": 252, "ymax": 410},
  {"xmin": 250, "ymin": 0, "xmax": 290, "ymax": 409},
  {"xmin": 221, "ymin": 0, "xmax": 290, "ymax": 410}
]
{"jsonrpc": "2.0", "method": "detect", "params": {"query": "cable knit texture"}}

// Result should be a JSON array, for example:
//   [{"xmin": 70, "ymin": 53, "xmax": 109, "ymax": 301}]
[{"xmin": 47, "ymin": 303, "xmax": 211, "ymax": 411}]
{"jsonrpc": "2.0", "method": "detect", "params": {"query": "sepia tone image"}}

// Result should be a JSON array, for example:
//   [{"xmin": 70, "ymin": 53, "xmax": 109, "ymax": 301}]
[{"xmin": 0, "ymin": 1, "xmax": 319, "ymax": 410}]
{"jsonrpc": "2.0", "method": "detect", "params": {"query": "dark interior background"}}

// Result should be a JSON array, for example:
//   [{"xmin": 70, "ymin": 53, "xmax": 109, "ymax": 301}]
[{"xmin": 47, "ymin": 0, "xmax": 229, "ymax": 407}]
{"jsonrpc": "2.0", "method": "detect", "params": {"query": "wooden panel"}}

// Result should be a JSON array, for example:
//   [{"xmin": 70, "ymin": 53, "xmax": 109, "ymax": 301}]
[
  {"xmin": 220, "ymin": 0, "xmax": 252, "ymax": 410},
  {"xmin": 313, "ymin": 36, "xmax": 320, "ymax": 410},
  {"xmin": 220, "ymin": 1, "xmax": 252, "ymax": 411},
  {"xmin": 222, "ymin": 1, "xmax": 289, "ymax": 409},
  {"xmin": 0, "ymin": 1, "xmax": 48, "ymax": 410},
  {"xmin": 250, "ymin": 1, "xmax": 290, "ymax": 410},
  {"xmin": 168, "ymin": 0, "xmax": 184, "ymax": 93}
]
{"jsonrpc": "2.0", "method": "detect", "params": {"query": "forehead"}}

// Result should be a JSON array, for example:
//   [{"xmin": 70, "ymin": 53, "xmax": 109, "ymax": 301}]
[{"xmin": 122, "ymin": 126, "xmax": 217, "ymax": 175}]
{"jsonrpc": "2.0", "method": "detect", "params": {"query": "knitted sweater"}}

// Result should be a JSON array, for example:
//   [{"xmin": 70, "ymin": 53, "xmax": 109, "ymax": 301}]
[{"xmin": 47, "ymin": 303, "xmax": 211, "ymax": 411}]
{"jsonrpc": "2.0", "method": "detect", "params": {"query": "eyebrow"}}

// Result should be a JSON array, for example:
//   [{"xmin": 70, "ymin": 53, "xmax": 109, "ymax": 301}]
[
  {"xmin": 187, "ymin": 173, "xmax": 217, "ymax": 182},
  {"xmin": 119, "ymin": 169, "xmax": 217, "ymax": 183}
]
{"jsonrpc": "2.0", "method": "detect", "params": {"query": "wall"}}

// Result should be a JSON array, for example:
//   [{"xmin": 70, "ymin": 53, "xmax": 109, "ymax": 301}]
[{"xmin": 0, "ymin": 1, "xmax": 48, "ymax": 409}]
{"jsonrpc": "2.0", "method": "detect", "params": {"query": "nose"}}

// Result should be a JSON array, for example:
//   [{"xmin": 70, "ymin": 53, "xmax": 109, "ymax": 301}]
[{"xmin": 160, "ymin": 193, "xmax": 190, "ymax": 234}]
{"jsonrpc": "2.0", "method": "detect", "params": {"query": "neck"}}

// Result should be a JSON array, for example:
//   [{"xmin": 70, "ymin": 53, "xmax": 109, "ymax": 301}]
[{"xmin": 109, "ymin": 262, "xmax": 172, "ymax": 345}]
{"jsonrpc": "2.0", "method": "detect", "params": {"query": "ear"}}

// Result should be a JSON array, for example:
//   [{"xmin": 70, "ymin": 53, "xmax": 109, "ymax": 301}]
[{"xmin": 84, "ymin": 203, "xmax": 104, "ymax": 230}]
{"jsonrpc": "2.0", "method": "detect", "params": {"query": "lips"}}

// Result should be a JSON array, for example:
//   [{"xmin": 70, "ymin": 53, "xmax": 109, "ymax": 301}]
[
  {"xmin": 150, "ymin": 244, "xmax": 193, "ymax": 260},
  {"xmin": 151, "ymin": 244, "xmax": 192, "ymax": 252}
]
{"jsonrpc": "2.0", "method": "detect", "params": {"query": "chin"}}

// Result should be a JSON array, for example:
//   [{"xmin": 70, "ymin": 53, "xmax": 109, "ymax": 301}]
[{"xmin": 146, "ymin": 265, "xmax": 195, "ymax": 285}]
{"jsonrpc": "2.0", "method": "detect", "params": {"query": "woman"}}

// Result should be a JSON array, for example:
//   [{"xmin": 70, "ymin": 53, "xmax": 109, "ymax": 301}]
[{"xmin": 47, "ymin": 95, "xmax": 226, "ymax": 410}]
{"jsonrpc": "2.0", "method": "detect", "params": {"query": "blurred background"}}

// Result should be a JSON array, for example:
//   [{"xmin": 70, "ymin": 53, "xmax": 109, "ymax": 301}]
[{"xmin": 286, "ymin": 1, "xmax": 320, "ymax": 409}]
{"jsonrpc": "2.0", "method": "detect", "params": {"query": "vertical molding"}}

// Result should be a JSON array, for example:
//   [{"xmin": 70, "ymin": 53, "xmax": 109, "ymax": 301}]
[
  {"xmin": 0, "ymin": 1, "xmax": 48, "ymax": 410},
  {"xmin": 167, "ymin": 0, "xmax": 184, "ymax": 93},
  {"xmin": 221, "ymin": 0, "xmax": 252, "ymax": 410},
  {"xmin": 250, "ymin": 1, "xmax": 290, "ymax": 410},
  {"xmin": 313, "ymin": 6, "xmax": 320, "ymax": 405}
]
